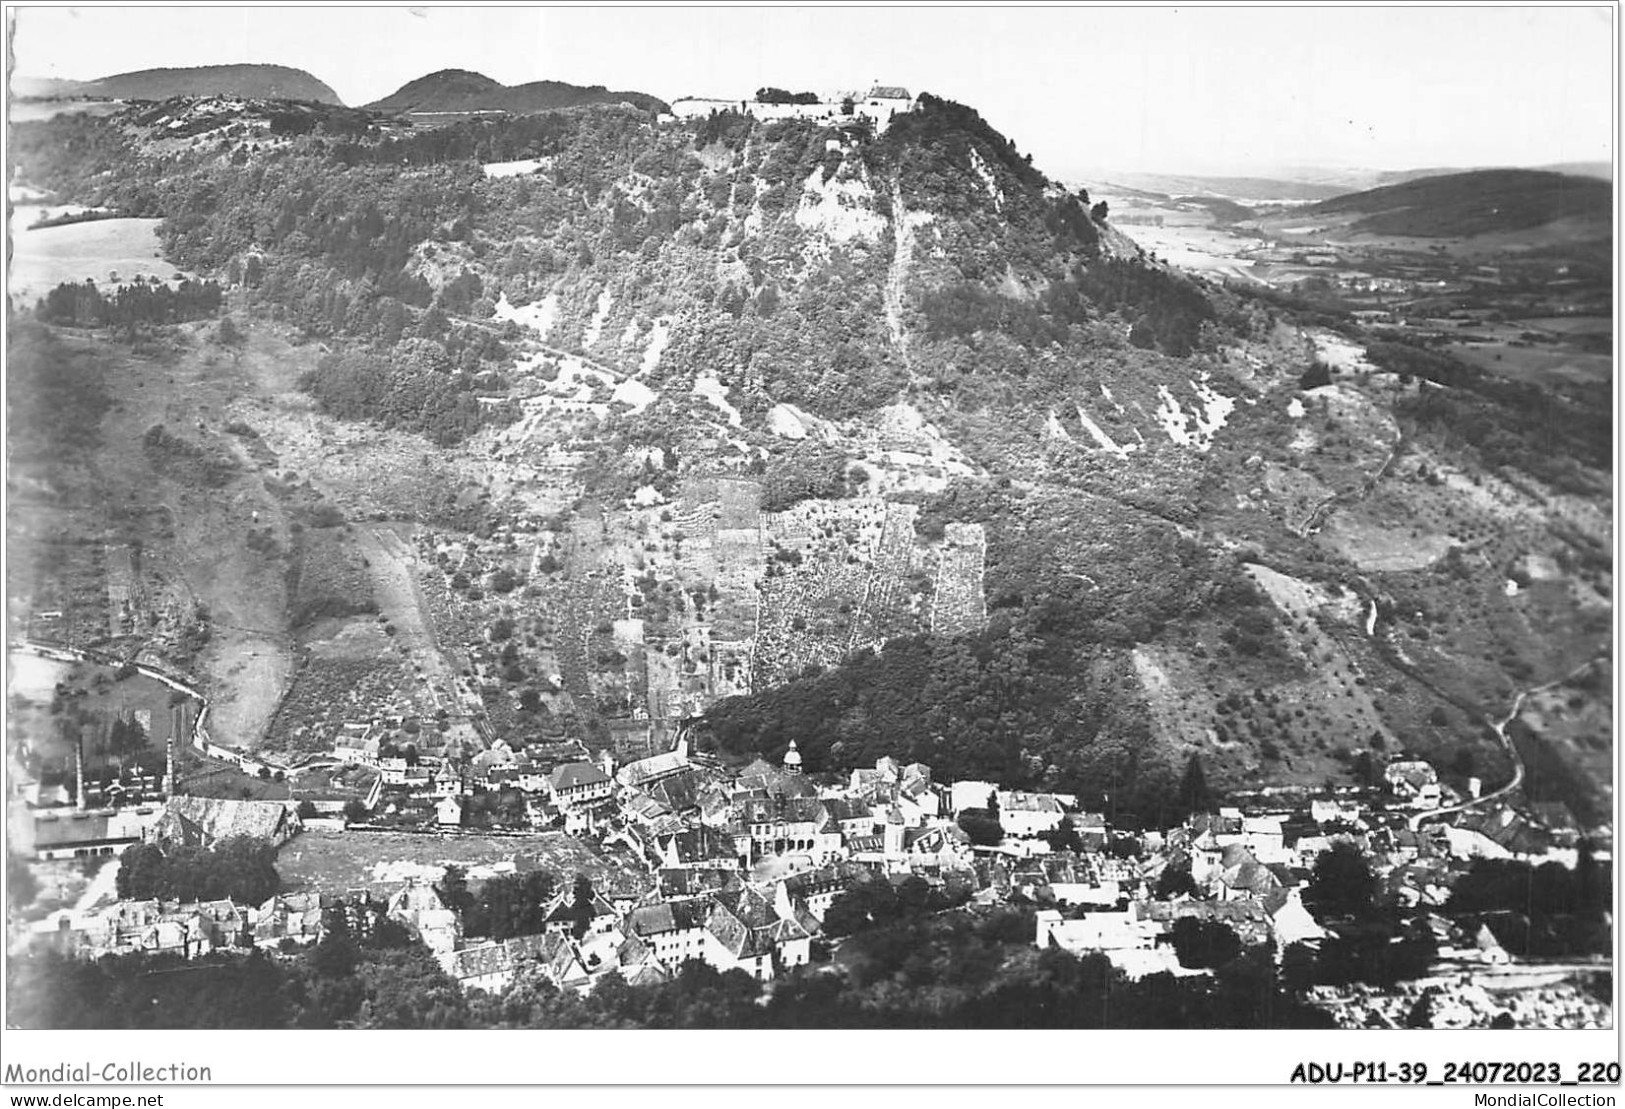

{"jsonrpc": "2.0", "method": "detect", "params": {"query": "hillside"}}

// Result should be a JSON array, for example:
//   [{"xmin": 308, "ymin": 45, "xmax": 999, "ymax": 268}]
[
  {"xmin": 1096, "ymin": 172, "xmax": 1348, "ymax": 203},
  {"xmin": 11, "ymin": 75, "xmax": 89, "ymax": 98},
  {"xmin": 1310, "ymin": 169, "xmax": 1612, "ymax": 238},
  {"xmin": 366, "ymin": 69, "xmax": 668, "ymax": 115},
  {"xmin": 7, "ymin": 89, "xmax": 1609, "ymax": 829},
  {"xmin": 1537, "ymin": 160, "xmax": 1612, "ymax": 182},
  {"xmin": 1171, "ymin": 195, "xmax": 1256, "ymax": 222},
  {"xmin": 15, "ymin": 64, "xmax": 342, "ymax": 104}
]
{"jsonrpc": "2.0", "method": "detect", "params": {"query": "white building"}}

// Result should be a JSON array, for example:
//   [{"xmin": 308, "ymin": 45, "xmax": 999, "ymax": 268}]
[
  {"xmin": 997, "ymin": 791, "xmax": 1067, "ymax": 837},
  {"xmin": 669, "ymin": 85, "xmax": 916, "ymax": 135},
  {"xmin": 951, "ymin": 780, "xmax": 999, "ymax": 815}
]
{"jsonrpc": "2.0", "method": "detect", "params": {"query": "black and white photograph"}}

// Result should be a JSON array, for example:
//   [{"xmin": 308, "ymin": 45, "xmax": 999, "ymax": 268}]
[{"xmin": 1, "ymin": 1, "xmax": 1617, "ymax": 1087}]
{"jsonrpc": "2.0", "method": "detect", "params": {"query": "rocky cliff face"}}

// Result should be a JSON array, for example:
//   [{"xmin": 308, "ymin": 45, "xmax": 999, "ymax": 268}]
[{"xmin": 11, "ymin": 90, "xmax": 1605, "ymax": 818}]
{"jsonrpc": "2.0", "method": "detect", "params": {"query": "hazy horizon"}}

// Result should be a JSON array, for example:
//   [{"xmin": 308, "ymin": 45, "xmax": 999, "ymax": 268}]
[{"xmin": 8, "ymin": 5, "xmax": 1615, "ymax": 179}]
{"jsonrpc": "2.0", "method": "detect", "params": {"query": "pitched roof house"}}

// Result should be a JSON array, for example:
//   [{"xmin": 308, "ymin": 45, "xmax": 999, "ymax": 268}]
[
  {"xmin": 149, "ymin": 796, "xmax": 300, "ymax": 849},
  {"xmin": 548, "ymin": 762, "xmax": 614, "ymax": 808}
]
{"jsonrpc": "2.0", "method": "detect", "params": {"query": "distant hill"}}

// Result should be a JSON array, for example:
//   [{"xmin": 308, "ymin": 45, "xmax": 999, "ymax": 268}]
[
  {"xmin": 14, "ymin": 64, "xmax": 342, "ymax": 105},
  {"xmin": 11, "ymin": 75, "xmax": 88, "ymax": 98},
  {"xmin": 366, "ymin": 69, "xmax": 668, "ymax": 115},
  {"xmin": 1172, "ymin": 195, "xmax": 1256, "ymax": 223},
  {"xmin": 1362, "ymin": 162, "xmax": 1614, "ymax": 188},
  {"xmin": 1311, "ymin": 168, "xmax": 1612, "ymax": 238},
  {"xmin": 1093, "ymin": 172, "xmax": 1348, "ymax": 203},
  {"xmin": 1537, "ymin": 161, "xmax": 1612, "ymax": 182},
  {"xmin": 1087, "ymin": 181, "xmax": 1172, "ymax": 204}
]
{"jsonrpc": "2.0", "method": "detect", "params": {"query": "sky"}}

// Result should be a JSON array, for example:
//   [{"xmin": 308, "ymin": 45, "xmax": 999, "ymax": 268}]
[{"xmin": 8, "ymin": 4, "xmax": 1616, "ymax": 179}]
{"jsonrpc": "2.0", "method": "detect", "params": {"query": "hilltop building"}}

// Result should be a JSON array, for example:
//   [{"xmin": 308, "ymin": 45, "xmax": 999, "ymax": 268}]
[{"xmin": 670, "ymin": 84, "xmax": 916, "ymax": 134}]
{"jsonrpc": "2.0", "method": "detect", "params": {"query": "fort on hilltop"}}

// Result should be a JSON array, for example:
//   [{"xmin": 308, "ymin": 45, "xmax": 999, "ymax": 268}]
[{"xmin": 670, "ymin": 83, "xmax": 916, "ymax": 133}]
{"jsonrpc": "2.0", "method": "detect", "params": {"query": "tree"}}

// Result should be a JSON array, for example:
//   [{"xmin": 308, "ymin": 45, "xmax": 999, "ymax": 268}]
[
  {"xmin": 570, "ymin": 874, "xmax": 595, "ymax": 940},
  {"xmin": 1169, "ymin": 917, "xmax": 1242, "ymax": 969},
  {"xmin": 296, "ymin": 799, "xmax": 319, "ymax": 820},
  {"xmin": 306, "ymin": 931, "xmax": 361, "ymax": 980},
  {"xmin": 1305, "ymin": 841, "xmax": 1376, "ymax": 918},
  {"xmin": 108, "ymin": 715, "xmax": 148, "ymax": 762},
  {"xmin": 115, "ymin": 838, "xmax": 279, "ymax": 904},
  {"xmin": 1090, "ymin": 200, "xmax": 1109, "ymax": 222},
  {"xmin": 1042, "ymin": 819, "xmax": 1084, "ymax": 853},
  {"xmin": 1279, "ymin": 941, "xmax": 1317, "ymax": 993},
  {"xmin": 819, "ymin": 888, "xmax": 874, "ymax": 938},
  {"xmin": 437, "ymin": 865, "xmax": 476, "ymax": 921},
  {"xmin": 956, "ymin": 808, "xmax": 1003, "ymax": 847},
  {"xmin": 1178, "ymin": 753, "xmax": 1214, "ymax": 819},
  {"xmin": 1405, "ymin": 988, "xmax": 1436, "ymax": 1029},
  {"xmin": 479, "ymin": 870, "xmax": 557, "ymax": 941},
  {"xmin": 115, "ymin": 843, "xmax": 168, "ymax": 899},
  {"xmin": 1313, "ymin": 924, "xmax": 1434, "ymax": 987},
  {"xmin": 343, "ymin": 798, "xmax": 369, "ymax": 824},
  {"xmin": 1155, "ymin": 862, "xmax": 1198, "ymax": 900},
  {"xmin": 1299, "ymin": 361, "xmax": 1333, "ymax": 389}
]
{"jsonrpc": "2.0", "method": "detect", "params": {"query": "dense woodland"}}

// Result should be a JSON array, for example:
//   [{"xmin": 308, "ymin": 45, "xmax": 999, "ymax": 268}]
[
  {"xmin": 11, "ymin": 96, "xmax": 1203, "ymax": 434},
  {"xmin": 35, "ymin": 279, "xmax": 226, "ymax": 331},
  {"xmin": 707, "ymin": 479, "xmax": 1282, "ymax": 821},
  {"xmin": 6, "ymin": 319, "xmax": 113, "ymax": 462},
  {"xmin": 116, "ymin": 838, "xmax": 281, "ymax": 905},
  {"xmin": 1374, "ymin": 340, "xmax": 1611, "ymax": 496}
]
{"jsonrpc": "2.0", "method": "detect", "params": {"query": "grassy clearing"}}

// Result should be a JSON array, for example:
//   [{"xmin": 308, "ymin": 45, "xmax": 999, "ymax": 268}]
[
  {"xmin": 8, "ymin": 653, "xmax": 194, "ymax": 772},
  {"xmin": 200, "ymin": 638, "xmax": 292, "ymax": 750},
  {"xmin": 1320, "ymin": 511, "xmax": 1453, "ymax": 572},
  {"xmin": 176, "ymin": 750, "xmax": 292, "ymax": 802},
  {"xmin": 276, "ymin": 828, "xmax": 652, "ymax": 897},
  {"xmin": 1447, "ymin": 340, "xmax": 1612, "ymax": 389},
  {"xmin": 9, "ymin": 217, "xmax": 182, "ymax": 302}
]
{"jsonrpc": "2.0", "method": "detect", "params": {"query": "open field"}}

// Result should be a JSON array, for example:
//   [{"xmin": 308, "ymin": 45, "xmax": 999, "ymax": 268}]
[
  {"xmin": 276, "ymin": 828, "xmax": 653, "ymax": 897},
  {"xmin": 199, "ymin": 636, "xmax": 293, "ymax": 748},
  {"xmin": 1519, "ymin": 316, "xmax": 1613, "ymax": 338},
  {"xmin": 1108, "ymin": 219, "xmax": 1266, "ymax": 283},
  {"xmin": 7, "ymin": 100, "xmax": 124, "ymax": 123},
  {"xmin": 1445, "ymin": 341, "xmax": 1612, "ymax": 389},
  {"xmin": 8, "ymin": 652, "xmax": 195, "ymax": 771},
  {"xmin": 176, "ymin": 750, "xmax": 293, "ymax": 802},
  {"xmin": 9, "ymin": 217, "xmax": 183, "ymax": 303},
  {"xmin": 1320, "ymin": 509, "xmax": 1453, "ymax": 572}
]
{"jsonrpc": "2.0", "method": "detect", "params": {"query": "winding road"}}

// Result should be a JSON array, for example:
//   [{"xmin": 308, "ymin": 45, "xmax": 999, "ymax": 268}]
[
  {"xmin": 1335, "ymin": 601, "xmax": 1604, "ymax": 834},
  {"xmin": 1283, "ymin": 406, "xmax": 1604, "ymax": 836},
  {"xmin": 1296, "ymin": 433, "xmax": 1408, "ymax": 537},
  {"xmin": 1405, "ymin": 655, "xmax": 1606, "ymax": 832}
]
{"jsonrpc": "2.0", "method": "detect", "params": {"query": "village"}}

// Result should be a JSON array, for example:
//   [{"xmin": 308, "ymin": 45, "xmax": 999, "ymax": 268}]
[
  {"xmin": 0, "ymin": 32, "xmax": 1612, "ymax": 1040},
  {"xmin": 6, "ymin": 695, "xmax": 1610, "ymax": 1028}
]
